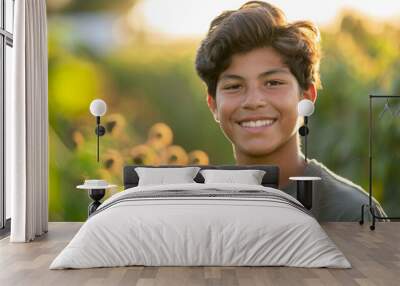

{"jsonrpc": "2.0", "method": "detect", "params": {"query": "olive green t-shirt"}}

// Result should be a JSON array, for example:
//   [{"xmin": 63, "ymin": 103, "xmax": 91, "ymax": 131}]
[{"xmin": 281, "ymin": 158, "xmax": 386, "ymax": 221}]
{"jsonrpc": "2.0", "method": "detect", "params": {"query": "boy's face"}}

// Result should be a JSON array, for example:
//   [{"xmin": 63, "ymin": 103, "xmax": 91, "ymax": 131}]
[{"xmin": 207, "ymin": 47, "xmax": 316, "ymax": 158}]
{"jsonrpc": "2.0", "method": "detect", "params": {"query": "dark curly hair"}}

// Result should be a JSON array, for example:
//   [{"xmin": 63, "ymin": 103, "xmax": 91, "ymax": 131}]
[{"xmin": 195, "ymin": 1, "xmax": 321, "ymax": 98}]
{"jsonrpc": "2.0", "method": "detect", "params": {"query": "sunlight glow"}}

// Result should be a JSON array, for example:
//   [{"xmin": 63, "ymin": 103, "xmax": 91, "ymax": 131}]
[{"xmin": 134, "ymin": 0, "xmax": 400, "ymax": 38}]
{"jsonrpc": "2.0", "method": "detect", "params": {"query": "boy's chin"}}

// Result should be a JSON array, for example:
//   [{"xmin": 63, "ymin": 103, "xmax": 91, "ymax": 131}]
[{"xmin": 235, "ymin": 143, "xmax": 278, "ymax": 158}]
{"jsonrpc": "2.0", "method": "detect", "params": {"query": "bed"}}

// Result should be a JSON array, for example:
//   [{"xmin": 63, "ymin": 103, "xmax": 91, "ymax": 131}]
[{"xmin": 49, "ymin": 165, "xmax": 351, "ymax": 269}]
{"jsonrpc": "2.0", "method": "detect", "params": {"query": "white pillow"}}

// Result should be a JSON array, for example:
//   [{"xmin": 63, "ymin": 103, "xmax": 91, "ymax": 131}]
[
  {"xmin": 135, "ymin": 167, "xmax": 201, "ymax": 186},
  {"xmin": 200, "ymin": 169, "xmax": 266, "ymax": 185}
]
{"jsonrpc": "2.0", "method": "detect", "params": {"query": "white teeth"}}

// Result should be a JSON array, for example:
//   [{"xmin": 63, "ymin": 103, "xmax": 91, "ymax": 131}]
[{"xmin": 240, "ymin": 119, "xmax": 275, "ymax": 128}]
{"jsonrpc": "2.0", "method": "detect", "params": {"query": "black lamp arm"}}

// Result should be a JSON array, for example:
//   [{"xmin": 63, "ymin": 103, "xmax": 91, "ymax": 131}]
[
  {"xmin": 95, "ymin": 116, "xmax": 106, "ymax": 162},
  {"xmin": 298, "ymin": 116, "xmax": 309, "ymax": 163},
  {"xmin": 304, "ymin": 116, "xmax": 308, "ymax": 163}
]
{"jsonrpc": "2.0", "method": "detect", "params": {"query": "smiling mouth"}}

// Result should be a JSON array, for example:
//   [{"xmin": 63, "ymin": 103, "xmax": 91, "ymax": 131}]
[{"xmin": 237, "ymin": 118, "xmax": 277, "ymax": 131}]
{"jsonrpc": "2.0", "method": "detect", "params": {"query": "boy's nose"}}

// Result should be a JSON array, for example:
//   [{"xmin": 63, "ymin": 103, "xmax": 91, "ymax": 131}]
[{"xmin": 242, "ymin": 88, "xmax": 267, "ymax": 110}]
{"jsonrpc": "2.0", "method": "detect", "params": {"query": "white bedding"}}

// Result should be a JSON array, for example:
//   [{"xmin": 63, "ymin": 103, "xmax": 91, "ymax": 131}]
[{"xmin": 50, "ymin": 183, "xmax": 351, "ymax": 269}]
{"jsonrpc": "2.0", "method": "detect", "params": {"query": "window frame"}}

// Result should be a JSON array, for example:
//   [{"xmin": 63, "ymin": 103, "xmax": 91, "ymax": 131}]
[{"xmin": 0, "ymin": 0, "xmax": 14, "ymax": 233}]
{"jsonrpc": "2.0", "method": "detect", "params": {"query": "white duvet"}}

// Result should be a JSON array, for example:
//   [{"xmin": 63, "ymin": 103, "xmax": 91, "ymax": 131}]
[{"xmin": 50, "ymin": 183, "xmax": 351, "ymax": 269}]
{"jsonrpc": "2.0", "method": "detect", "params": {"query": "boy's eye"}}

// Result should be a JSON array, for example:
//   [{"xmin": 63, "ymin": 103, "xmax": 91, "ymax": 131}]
[
  {"xmin": 265, "ymin": 80, "xmax": 283, "ymax": 87},
  {"xmin": 223, "ymin": 84, "xmax": 242, "ymax": 91}
]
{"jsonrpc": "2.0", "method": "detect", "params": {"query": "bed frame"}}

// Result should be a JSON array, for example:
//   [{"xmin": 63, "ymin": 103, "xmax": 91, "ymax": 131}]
[{"xmin": 123, "ymin": 165, "xmax": 280, "ymax": 189}]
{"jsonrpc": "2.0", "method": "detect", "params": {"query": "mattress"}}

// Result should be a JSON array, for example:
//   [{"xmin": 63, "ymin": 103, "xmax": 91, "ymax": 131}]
[{"xmin": 50, "ymin": 183, "xmax": 351, "ymax": 269}]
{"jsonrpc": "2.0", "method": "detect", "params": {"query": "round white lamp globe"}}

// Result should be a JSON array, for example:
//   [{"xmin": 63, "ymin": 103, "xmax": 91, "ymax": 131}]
[
  {"xmin": 90, "ymin": 99, "xmax": 107, "ymax": 117},
  {"xmin": 297, "ymin": 99, "xmax": 315, "ymax": 117}
]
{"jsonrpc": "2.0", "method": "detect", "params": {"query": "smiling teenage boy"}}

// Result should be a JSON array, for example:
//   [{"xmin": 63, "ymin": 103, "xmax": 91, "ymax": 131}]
[{"xmin": 195, "ymin": 1, "xmax": 385, "ymax": 221}]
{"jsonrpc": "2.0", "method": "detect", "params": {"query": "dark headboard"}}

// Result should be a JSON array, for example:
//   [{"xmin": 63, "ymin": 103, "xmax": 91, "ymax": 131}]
[{"xmin": 123, "ymin": 165, "xmax": 280, "ymax": 189}]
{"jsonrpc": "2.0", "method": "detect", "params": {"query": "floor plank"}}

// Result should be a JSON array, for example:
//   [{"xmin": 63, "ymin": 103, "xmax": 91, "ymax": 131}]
[{"xmin": 0, "ymin": 222, "xmax": 399, "ymax": 286}]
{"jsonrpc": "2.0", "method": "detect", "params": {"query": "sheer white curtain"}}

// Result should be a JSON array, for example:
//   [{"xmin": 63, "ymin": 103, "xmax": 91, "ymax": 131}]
[{"xmin": 7, "ymin": 0, "xmax": 48, "ymax": 242}]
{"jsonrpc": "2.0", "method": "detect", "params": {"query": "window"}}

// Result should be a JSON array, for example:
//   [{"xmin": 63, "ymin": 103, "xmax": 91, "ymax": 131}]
[{"xmin": 1, "ymin": 0, "xmax": 14, "ymax": 232}]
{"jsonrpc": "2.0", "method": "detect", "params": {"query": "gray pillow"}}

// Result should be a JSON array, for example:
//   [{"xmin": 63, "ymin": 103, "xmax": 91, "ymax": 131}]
[
  {"xmin": 200, "ymin": 169, "xmax": 266, "ymax": 185},
  {"xmin": 135, "ymin": 167, "xmax": 201, "ymax": 186}
]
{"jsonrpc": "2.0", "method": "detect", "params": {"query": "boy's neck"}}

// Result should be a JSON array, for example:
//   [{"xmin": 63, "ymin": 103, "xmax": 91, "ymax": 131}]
[{"xmin": 234, "ymin": 134, "xmax": 307, "ymax": 189}]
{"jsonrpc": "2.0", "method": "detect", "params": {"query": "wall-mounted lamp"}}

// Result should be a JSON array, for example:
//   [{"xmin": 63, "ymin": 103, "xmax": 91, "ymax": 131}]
[
  {"xmin": 89, "ymin": 99, "xmax": 107, "ymax": 162},
  {"xmin": 297, "ymin": 99, "xmax": 315, "ymax": 163}
]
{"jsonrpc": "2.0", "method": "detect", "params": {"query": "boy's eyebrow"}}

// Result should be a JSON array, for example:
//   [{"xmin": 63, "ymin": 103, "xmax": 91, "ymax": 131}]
[
  {"xmin": 258, "ymin": 68, "xmax": 290, "ymax": 78},
  {"xmin": 219, "ymin": 68, "xmax": 290, "ymax": 81}
]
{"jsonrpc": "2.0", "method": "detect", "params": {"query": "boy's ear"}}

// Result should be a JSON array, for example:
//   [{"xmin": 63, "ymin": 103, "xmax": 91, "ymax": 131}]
[
  {"xmin": 302, "ymin": 83, "xmax": 318, "ymax": 103},
  {"xmin": 206, "ymin": 94, "xmax": 220, "ymax": 123}
]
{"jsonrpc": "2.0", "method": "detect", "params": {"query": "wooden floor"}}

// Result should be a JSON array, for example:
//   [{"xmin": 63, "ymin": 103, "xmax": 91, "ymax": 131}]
[{"xmin": 0, "ymin": 222, "xmax": 399, "ymax": 286}]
